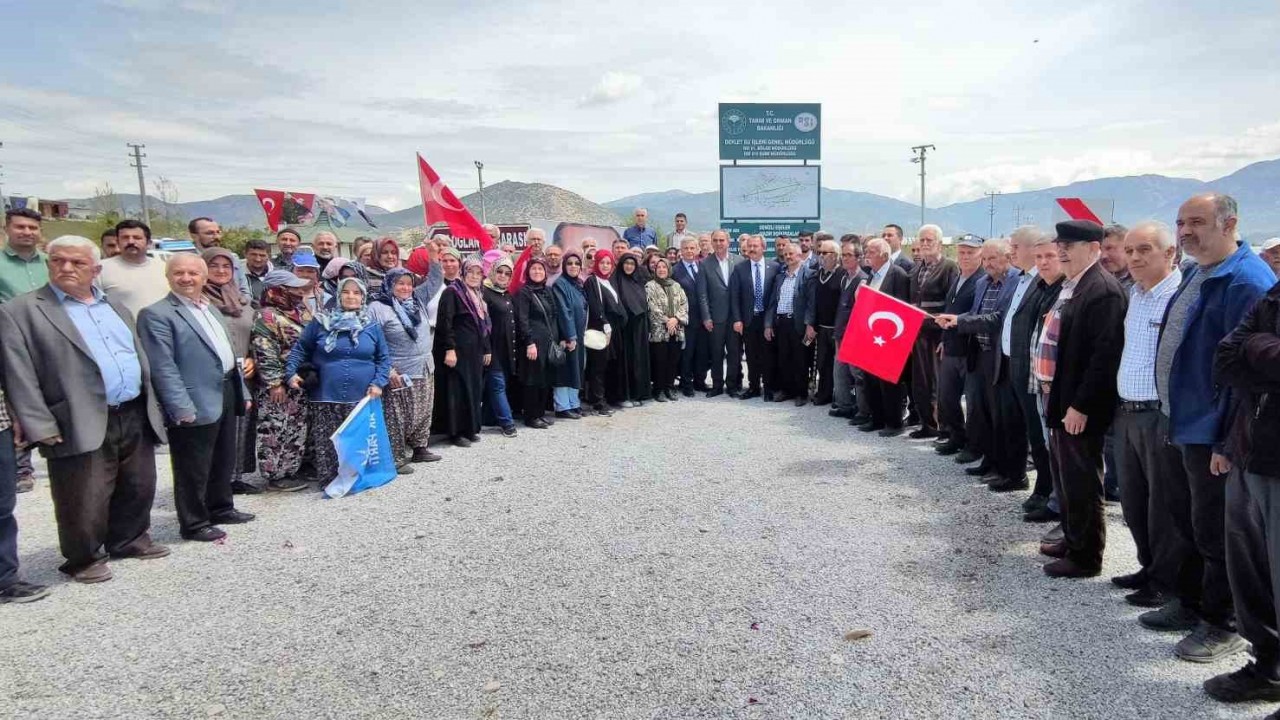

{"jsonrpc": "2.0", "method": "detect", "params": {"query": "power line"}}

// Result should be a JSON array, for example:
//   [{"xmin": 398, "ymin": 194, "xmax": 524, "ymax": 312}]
[
  {"xmin": 984, "ymin": 190, "xmax": 1001, "ymax": 237},
  {"xmin": 127, "ymin": 143, "xmax": 149, "ymax": 226},
  {"xmin": 910, "ymin": 144, "xmax": 935, "ymax": 230}
]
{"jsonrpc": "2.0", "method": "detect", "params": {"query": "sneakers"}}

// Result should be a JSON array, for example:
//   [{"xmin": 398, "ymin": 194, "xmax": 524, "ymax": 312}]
[
  {"xmin": 1176, "ymin": 622, "xmax": 1248, "ymax": 663},
  {"xmin": 411, "ymin": 447, "xmax": 442, "ymax": 463},
  {"xmin": 0, "ymin": 581, "xmax": 51, "ymax": 604},
  {"xmin": 1139, "ymin": 599, "xmax": 1201, "ymax": 632},
  {"xmin": 268, "ymin": 478, "xmax": 309, "ymax": 493},
  {"xmin": 501, "ymin": 425, "xmax": 518, "ymax": 437},
  {"xmin": 1204, "ymin": 662, "xmax": 1280, "ymax": 703}
]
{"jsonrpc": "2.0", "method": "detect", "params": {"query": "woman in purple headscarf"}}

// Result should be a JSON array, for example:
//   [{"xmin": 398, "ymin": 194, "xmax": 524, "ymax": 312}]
[{"xmin": 431, "ymin": 257, "xmax": 492, "ymax": 447}]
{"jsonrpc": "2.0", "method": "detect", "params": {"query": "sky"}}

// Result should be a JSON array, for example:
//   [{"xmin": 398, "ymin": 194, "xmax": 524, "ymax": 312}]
[{"xmin": 2, "ymin": 0, "xmax": 1279, "ymax": 212}]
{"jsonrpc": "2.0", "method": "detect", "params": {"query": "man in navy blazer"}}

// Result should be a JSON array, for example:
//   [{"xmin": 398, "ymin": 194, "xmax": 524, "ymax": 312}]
[
  {"xmin": 696, "ymin": 230, "xmax": 745, "ymax": 396},
  {"xmin": 671, "ymin": 237, "xmax": 708, "ymax": 395},
  {"xmin": 730, "ymin": 235, "xmax": 778, "ymax": 400},
  {"xmin": 138, "ymin": 255, "xmax": 254, "ymax": 543}
]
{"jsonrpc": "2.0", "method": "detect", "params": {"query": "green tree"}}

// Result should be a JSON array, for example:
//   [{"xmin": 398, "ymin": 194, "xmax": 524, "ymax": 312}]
[{"xmin": 220, "ymin": 226, "xmax": 265, "ymax": 256}]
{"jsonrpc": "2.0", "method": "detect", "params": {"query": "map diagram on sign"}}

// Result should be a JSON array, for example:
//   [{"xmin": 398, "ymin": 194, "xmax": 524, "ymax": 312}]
[{"xmin": 720, "ymin": 165, "xmax": 820, "ymax": 219}]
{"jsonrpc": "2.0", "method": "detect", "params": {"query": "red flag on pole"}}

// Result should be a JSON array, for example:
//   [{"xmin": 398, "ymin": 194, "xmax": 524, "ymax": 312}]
[
  {"xmin": 254, "ymin": 188, "xmax": 285, "ymax": 232},
  {"xmin": 416, "ymin": 153, "xmax": 494, "ymax": 251},
  {"xmin": 837, "ymin": 284, "xmax": 929, "ymax": 383}
]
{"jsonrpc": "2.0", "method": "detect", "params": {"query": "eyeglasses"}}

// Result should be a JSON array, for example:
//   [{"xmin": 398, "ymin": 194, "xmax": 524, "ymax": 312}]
[{"xmin": 565, "ymin": 260, "xmax": 581, "ymax": 266}]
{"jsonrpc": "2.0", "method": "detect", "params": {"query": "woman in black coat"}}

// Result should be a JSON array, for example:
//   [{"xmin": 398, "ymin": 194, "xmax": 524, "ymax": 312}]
[
  {"xmin": 514, "ymin": 258, "xmax": 566, "ymax": 429},
  {"xmin": 433, "ymin": 258, "xmax": 492, "ymax": 447},
  {"xmin": 610, "ymin": 251, "xmax": 652, "ymax": 407},
  {"xmin": 482, "ymin": 255, "xmax": 520, "ymax": 436},
  {"xmin": 584, "ymin": 249, "xmax": 623, "ymax": 416}
]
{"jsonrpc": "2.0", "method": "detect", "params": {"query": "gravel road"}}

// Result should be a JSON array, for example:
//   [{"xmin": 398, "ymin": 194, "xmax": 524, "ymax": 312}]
[{"xmin": 2, "ymin": 395, "xmax": 1267, "ymax": 719}]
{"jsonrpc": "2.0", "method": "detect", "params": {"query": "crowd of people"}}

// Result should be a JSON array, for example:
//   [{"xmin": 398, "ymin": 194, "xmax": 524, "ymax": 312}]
[{"xmin": 3, "ymin": 195, "xmax": 1280, "ymax": 713}]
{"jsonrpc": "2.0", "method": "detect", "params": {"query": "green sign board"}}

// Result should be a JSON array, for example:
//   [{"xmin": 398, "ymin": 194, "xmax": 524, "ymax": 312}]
[
  {"xmin": 718, "ymin": 103, "xmax": 821, "ymax": 161},
  {"xmin": 722, "ymin": 221, "xmax": 820, "ymax": 257}
]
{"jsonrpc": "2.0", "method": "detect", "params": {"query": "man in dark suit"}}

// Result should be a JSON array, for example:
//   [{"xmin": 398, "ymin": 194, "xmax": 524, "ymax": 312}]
[
  {"xmin": 671, "ymin": 237, "xmax": 708, "ymax": 396},
  {"xmin": 882, "ymin": 224, "xmax": 915, "ymax": 273},
  {"xmin": 765, "ymin": 243, "xmax": 815, "ymax": 406},
  {"xmin": 696, "ymin": 230, "xmax": 744, "ymax": 397},
  {"xmin": 908, "ymin": 224, "xmax": 960, "ymax": 439},
  {"xmin": 856, "ymin": 238, "xmax": 913, "ymax": 435},
  {"xmin": 940, "ymin": 238, "xmax": 1027, "ymax": 490},
  {"xmin": 933, "ymin": 235, "xmax": 983, "ymax": 455},
  {"xmin": 831, "ymin": 239, "xmax": 868, "ymax": 419},
  {"xmin": 1036, "ymin": 220, "xmax": 1127, "ymax": 578},
  {"xmin": 138, "ymin": 255, "xmax": 255, "ymax": 543},
  {"xmin": 730, "ymin": 235, "xmax": 778, "ymax": 400},
  {"xmin": 0, "ymin": 235, "xmax": 170, "ymax": 584}
]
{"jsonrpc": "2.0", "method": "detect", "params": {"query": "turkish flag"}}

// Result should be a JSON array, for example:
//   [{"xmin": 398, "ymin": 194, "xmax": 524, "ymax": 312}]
[
  {"xmin": 416, "ymin": 153, "xmax": 494, "ymax": 251},
  {"xmin": 254, "ymin": 189, "xmax": 285, "ymax": 231},
  {"xmin": 837, "ymin": 284, "xmax": 929, "ymax": 383}
]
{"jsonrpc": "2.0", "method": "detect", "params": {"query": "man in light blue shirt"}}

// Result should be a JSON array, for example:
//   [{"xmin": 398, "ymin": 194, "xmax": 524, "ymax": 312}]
[
  {"xmin": 50, "ymin": 284, "xmax": 143, "ymax": 406},
  {"xmin": 623, "ymin": 208, "xmax": 657, "ymax": 249}
]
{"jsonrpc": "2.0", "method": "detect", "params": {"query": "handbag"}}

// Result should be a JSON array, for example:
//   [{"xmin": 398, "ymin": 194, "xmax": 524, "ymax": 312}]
[
  {"xmin": 583, "ymin": 280, "xmax": 611, "ymax": 350},
  {"xmin": 531, "ymin": 293, "xmax": 567, "ymax": 367}
]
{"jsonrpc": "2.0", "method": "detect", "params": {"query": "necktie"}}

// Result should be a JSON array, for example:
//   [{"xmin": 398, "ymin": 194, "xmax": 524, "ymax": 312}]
[
  {"xmin": 753, "ymin": 263, "xmax": 763, "ymax": 312},
  {"xmin": 689, "ymin": 262, "xmax": 697, "ymax": 277}
]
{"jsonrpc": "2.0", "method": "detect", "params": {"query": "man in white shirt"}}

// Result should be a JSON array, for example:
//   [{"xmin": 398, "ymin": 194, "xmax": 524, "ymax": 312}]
[
  {"xmin": 97, "ymin": 220, "xmax": 170, "ymax": 319},
  {"xmin": 137, "ymin": 255, "xmax": 254, "ymax": 543}
]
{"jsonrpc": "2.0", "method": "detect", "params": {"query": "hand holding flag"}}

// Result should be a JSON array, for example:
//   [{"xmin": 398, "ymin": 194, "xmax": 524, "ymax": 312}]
[{"xmin": 837, "ymin": 285, "xmax": 929, "ymax": 383}]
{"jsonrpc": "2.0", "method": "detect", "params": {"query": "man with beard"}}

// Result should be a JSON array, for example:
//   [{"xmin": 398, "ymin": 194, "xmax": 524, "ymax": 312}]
[
  {"xmin": 188, "ymin": 217, "xmax": 251, "ymax": 297},
  {"xmin": 310, "ymin": 231, "xmax": 338, "ymax": 274}
]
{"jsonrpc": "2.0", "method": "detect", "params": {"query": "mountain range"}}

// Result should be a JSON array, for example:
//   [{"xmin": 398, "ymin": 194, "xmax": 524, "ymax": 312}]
[{"xmin": 57, "ymin": 158, "xmax": 1280, "ymax": 241}]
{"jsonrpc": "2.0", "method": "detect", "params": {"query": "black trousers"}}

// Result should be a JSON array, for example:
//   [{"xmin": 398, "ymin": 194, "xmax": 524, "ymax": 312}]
[
  {"xmin": 0, "ymin": 428, "xmax": 17, "ymax": 590},
  {"xmin": 987, "ymin": 363, "xmax": 1028, "ymax": 481},
  {"xmin": 774, "ymin": 317, "xmax": 806, "ymax": 398},
  {"xmin": 1226, "ymin": 470, "xmax": 1280, "ymax": 673},
  {"xmin": 1048, "ymin": 429, "xmax": 1106, "ymax": 569},
  {"xmin": 864, "ymin": 375, "xmax": 905, "ymax": 429},
  {"xmin": 1018, "ymin": 386, "xmax": 1053, "ymax": 497},
  {"xmin": 585, "ymin": 348, "xmax": 609, "ymax": 407},
  {"xmin": 1170, "ymin": 443, "xmax": 1235, "ymax": 628},
  {"xmin": 813, "ymin": 326, "xmax": 836, "ymax": 403},
  {"xmin": 680, "ymin": 323, "xmax": 710, "ymax": 390},
  {"xmin": 964, "ymin": 360, "xmax": 993, "ymax": 458},
  {"xmin": 1114, "ymin": 409, "xmax": 1189, "ymax": 592},
  {"xmin": 650, "ymin": 339, "xmax": 680, "ymax": 394},
  {"xmin": 910, "ymin": 329, "xmax": 942, "ymax": 431},
  {"xmin": 167, "ymin": 376, "xmax": 238, "ymax": 535},
  {"xmin": 708, "ymin": 321, "xmax": 742, "ymax": 392},
  {"xmin": 937, "ymin": 354, "xmax": 967, "ymax": 444},
  {"xmin": 524, "ymin": 383, "xmax": 552, "ymax": 422},
  {"xmin": 742, "ymin": 313, "xmax": 772, "ymax": 393},
  {"xmin": 46, "ymin": 399, "xmax": 157, "ymax": 574}
]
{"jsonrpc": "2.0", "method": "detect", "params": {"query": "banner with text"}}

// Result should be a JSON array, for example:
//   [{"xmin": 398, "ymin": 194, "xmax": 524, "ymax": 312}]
[{"xmin": 718, "ymin": 103, "xmax": 821, "ymax": 161}]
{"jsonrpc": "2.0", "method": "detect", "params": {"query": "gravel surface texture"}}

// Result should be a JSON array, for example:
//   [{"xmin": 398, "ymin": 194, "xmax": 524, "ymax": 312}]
[{"xmin": 2, "ymin": 395, "xmax": 1268, "ymax": 719}]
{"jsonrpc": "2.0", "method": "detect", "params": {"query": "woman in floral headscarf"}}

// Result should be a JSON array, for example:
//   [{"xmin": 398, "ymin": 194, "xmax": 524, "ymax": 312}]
[
  {"xmin": 286, "ymin": 278, "xmax": 392, "ymax": 483},
  {"xmin": 645, "ymin": 257, "xmax": 688, "ymax": 403},
  {"xmin": 432, "ymin": 257, "xmax": 491, "ymax": 447},
  {"xmin": 250, "ymin": 270, "xmax": 315, "ymax": 492},
  {"xmin": 367, "ymin": 267, "xmax": 440, "ymax": 467}
]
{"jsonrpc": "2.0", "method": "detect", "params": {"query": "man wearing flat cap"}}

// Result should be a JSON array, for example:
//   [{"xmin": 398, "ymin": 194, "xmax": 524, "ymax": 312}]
[{"xmin": 1034, "ymin": 219, "xmax": 1127, "ymax": 578}]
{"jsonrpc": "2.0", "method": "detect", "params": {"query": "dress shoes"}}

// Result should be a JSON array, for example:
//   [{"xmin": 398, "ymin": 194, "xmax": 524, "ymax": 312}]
[
  {"xmin": 739, "ymin": 389, "xmax": 762, "ymax": 401},
  {"xmin": 1039, "ymin": 540, "xmax": 1067, "ymax": 558},
  {"xmin": 828, "ymin": 407, "xmax": 852, "ymax": 418},
  {"xmin": 877, "ymin": 426, "xmax": 904, "ymax": 437},
  {"xmin": 848, "ymin": 414, "xmax": 871, "ymax": 425},
  {"xmin": 182, "ymin": 526, "xmax": 227, "ymax": 542},
  {"xmin": 411, "ymin": 448, "xmax": 442, "ymax": 463},
  {"xmin": 681, "ymin": 387, "xmax": 695, "ymax": 398},
  {"xmin": 1125, "ymin": 586, "xmax": 1168, "ymax": 608},
  {"xmin": 964, "ymin": 464, "xmax": 995, "ymax": 477},
  {"xmin": 71, "ymin": 562, "xmax": 113, "ymax": 584},
  {"xmin": 1023, "ymin": 506, "xmax": 1059, "ymax": 523},
  {"xmin": 230, "ymin": 481, "xmax": 263, "ymax": 495},
  {"xmin": 794, "ymin": 397, "xmax": 808, "ymax": 407},
  {"xmin": 1111, "ymin": 570, "xmax": 1148, "ymax": 590},
  {"xmin": 954, "ymin": 450, "xmax": 982, "ymax": 464},
  {"xmin": 525, "ymin": 418, "xmax": 550, "ymax": 429},
  {"xmin": 451, "ymin": 435, "xmax": 472, "ymax": 448},
  {"xmin": 1044, "ymin": 557, "xmax": 1100, "ymax": 578},
  {"xmin": 773, "ymin": 394, "xmax": 795, "ymax": 403},
  {"xmin": 111, "ymin": 543, "xmax": 172, "ymax": 561},
  {"xmin": 908, "ymin": 427, "xmax": 938, "ymax": 440},
  {"xmin": 653, "ymin": 393, "xmax": 668, "ymax": 403},
  {"xmin": 988, "ymin": 476, "xmax": 1030, "ymax": 492},
  {"xmin": 212, "ymin": 510, "xmax": 255, "ymax": 525},
  {"xmin": 705, "ymin": 389, "xmax": 724, "ymax": 398},
  {"xmin": 934, "ymin": 441, "xmax": 962, "ymax": 456},
  {"xmin": 665, "ymin": 389, "xmax": 679, "ymax": 402},
  {"xmin": 1042, "ymin": 523, "xmax": 1064, "ymax": 544},
  {"xmin": 857, "ymin": 423, "xmax": 885, "ymax": 433},
  {"xmin": 555, "ymin": 410, "xmax": 583, "ymax": 418},
  {"xmin": 1022, "ymin": 493, "xmax": 1049, "ymax": 512}
]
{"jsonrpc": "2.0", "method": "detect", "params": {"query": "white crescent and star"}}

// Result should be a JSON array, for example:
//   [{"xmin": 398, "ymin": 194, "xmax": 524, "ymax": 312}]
[
  {"xmin": 867, "ymin": 311, "xmax": 905, "ymax": 347},
  {"xmin": 261, "ymin": 197, "xmax": 276, "ymax": 212},
  {"xmin": 431, "ymin": 179, "xmax": 464, "ymax": 212}
]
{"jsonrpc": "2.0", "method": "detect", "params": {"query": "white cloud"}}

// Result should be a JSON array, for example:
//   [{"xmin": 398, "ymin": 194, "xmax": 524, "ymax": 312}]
[{"xmin": 578, "ymin": 72, "xmax": 644, "ymax": 107}]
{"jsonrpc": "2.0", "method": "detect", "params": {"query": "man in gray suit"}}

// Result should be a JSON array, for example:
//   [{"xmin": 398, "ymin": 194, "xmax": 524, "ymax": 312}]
[
  {"xmin": 138, "ymin": 255, "xmax": 254, "ymax": 543},
  {"xmin": 0, "ymin": 236, "xmax": 170, "ymax": 584},
  {"xmin": 696, "ymin": 229, "xmax": 744, "ymax": 397}
]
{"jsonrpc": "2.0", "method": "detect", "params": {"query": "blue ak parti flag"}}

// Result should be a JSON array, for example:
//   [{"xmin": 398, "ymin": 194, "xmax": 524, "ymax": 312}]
[{"xmin": 325, "ymin": 396, "xmax": 398, "ymax": 498}]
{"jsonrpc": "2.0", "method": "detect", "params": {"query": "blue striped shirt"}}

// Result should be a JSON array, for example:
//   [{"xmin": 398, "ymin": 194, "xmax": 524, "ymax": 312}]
[
  {"xmin": 1117, "ymin": 268, "xmax": 1182, "ymax": 402},
  {"xmin": 777, "ymin": 271, "xmax": 799, "ymax": 314}
]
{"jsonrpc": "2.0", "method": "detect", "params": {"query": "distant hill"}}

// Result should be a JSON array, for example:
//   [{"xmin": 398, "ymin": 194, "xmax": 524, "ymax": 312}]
[
  {"xmin": 377, "ymin": 180, "xmax": 623, "ymax": 229},
  {"xmin": 604, "ymin": 158, "xmax": 1280, "ymax": 241},
  {"xmin": 58, "ymin": 193, "xmax": 392, "ymax": 229}
]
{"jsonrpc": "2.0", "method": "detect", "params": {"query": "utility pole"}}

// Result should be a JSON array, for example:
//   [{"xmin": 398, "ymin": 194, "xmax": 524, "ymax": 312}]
[
  {"xmin": 474, "ymin": 160, "xmax": 487, "ymax": 224},
  {"xmin": 127, "ymin": 143, "xmax": 150, "ymax": 226},
  {"xmin": 984, "ymin": 190, "xmax": 1001, "ymax": 237},
  {"xmin": 910, "ymin": 144, "xmax": 935, "ymax": 229}
]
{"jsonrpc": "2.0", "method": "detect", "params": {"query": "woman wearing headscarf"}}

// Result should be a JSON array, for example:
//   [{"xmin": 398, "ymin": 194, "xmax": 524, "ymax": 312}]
[
  {"xmin": 201, "ymin": 248, "xmax": 259, "ymax": 490},
  {"xmin": 366, "ymin": 237, "xmax": 402, "ymax": 286},
  {"xmin": 427, "ymin": 247, "xmax": 463, "ymax": 330},
  {"xmin": 552, "ymin": 250, "xmax": 588, "ymax": 419},
  {"xmin": 250, "ymin": 270, "xmax": 316, "ymax": 492},
  {"xmin": 367, "ymin": 268, "xmax": 440, "ymax": 466},
  {"xmin": 321, "ymin": 257, "xmax": 369, "ymax": 304},
  {"xmin": 432, "ymin": 257, "xmax": 492, "ymax": 446},
  {"xmin": 645, "ymin": 257, "xmax": 688, "ymax": 403},
  {"xmin": 514, "ymin": 257, "xmax": 567, "ymax": 429},
  {"xmin": 610, "ymin": 252, "xmax": 652, "ymax": 407},
  {"xmin": 482, "ymin": 255, "xmax": 519, "ymax": 436},
  {"xmin": 286, "ymin": 278, "xmax": 392, "ymax": 482},
  {"xmin": 583, "ymin": 249, "xmax": 621, "ymax": 416}
]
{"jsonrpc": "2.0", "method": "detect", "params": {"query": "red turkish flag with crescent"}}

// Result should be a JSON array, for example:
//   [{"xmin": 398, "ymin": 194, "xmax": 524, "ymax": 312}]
[
  {"xmin": 837, "ymin": 284, "xmax": 929, "ymax": 383},
  {"xmin": 416, "ymin": 153, "xmax": 494, "ymax": 251},
  {"xmin": 254, "ymin": 188, "xmax": 285, "ymax": 231}
]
